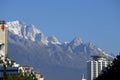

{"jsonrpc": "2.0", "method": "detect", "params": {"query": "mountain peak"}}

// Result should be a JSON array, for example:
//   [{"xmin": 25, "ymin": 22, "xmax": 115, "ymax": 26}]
[
  {"xmin": 70, "ymin": 37, "xmax": 83, "ymax": 46},
  {"xmin": 73, "ymin": 37, "xmax": 82, "ymax": 42},
  {"xmin": 48, "ymin": 36, "xmax": 61, "ymax": 44},
  {"xmin": 7, "ymin": 21, "xmax": 47, "ymax": 42},
  {"xmin": 9, "ymin": 20, "xmax": 24, "ymax": 25},
  {"xmin": 68, "ymin": 37, "xmax": 83, "ymax": 49},
  {"xmin": 7, "ymin": 21, "xmax": 62, "ymax": 45},
  {"xmin": 87, "ymin": 42, "xmax": 95, "ymax": 48}
]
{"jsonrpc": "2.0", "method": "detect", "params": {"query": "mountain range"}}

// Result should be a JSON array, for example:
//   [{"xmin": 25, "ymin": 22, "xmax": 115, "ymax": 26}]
[{"xmin": 7, "ymin": 20, "xmax": 113, "ymax": 80}]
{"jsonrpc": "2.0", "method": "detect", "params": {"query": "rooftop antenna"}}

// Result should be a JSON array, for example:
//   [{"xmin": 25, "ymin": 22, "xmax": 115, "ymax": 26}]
[{"xmin": 81, "ymin": 74, "xmax": 86, "ymax": 80}]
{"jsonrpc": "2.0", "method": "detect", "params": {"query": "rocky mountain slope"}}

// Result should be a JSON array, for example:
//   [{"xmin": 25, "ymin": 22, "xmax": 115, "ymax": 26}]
[{"xmin": 7, "ymin": 20, "xmax": 113, "ymax": 80}]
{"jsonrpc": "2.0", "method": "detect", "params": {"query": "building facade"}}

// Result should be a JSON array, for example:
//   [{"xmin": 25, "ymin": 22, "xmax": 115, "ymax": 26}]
[
  {"xmin": 87, "ymin": 54, "xmax": 111, "ymax": 80},
  {"xmin": 0, "ymin": 20, "xmax": 7, "ymax": 56},
  {"xmin": 34, "ymin": 72, "xmax": 45, "ymax": 80},
  {"xmin": 0, "ymin": 65, "xmax": 19, "ymax": 78},
  {"xmin": 20, "ymin": 65, "xmax": 45, "ymax": 80}
]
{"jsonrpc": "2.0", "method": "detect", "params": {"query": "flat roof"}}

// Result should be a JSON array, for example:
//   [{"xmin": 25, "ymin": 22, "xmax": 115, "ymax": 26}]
[
  {"xmin": 91, "ymin": 54, "xmax": 106, "ymax": 58},
  {"xmin": 0, "ymin": 20, "xmax": 6, "ymax": 24}
]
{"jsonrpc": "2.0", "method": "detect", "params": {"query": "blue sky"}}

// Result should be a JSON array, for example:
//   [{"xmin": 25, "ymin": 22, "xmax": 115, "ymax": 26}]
[{"xmin": 0, "ymin": 0, "xmax": 120, "ymax": 54}]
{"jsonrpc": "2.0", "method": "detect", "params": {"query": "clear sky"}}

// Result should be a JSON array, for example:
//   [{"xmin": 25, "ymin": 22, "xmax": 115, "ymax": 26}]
[{"xmin": 0, "ymin": 0, "xmax": 120, "ymax": 54}]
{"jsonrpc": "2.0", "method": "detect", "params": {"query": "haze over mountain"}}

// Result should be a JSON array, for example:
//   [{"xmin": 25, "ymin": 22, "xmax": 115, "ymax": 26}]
[{"xmin": 7, "ymin": 20, "xmax": 113, "ymax": 80}]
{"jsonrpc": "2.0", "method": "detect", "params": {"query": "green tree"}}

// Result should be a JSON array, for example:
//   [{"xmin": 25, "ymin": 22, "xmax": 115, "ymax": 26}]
[{"xmin": 5, "ymin": 73, "xmax": 34, "ymax": 80}]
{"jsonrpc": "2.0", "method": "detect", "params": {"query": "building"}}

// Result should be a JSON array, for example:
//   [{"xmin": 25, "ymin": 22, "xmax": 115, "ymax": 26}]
[
  {"xmin": 34, "ymin": 72, "xmax": 45, "ymax": 80},
  {"xmin": 20, "ymin": 65, "xmax": 33, "ymax": 75},
  {"xmin": 0, "ymin": 20, "xmax": 7, "ymax": 57},
  {"xmin": 87, "ymin": 54, "xmax": 112, "ymax": 80},
  {"xmin": 81, "ymin": 74, "xmax": 87, "ymax": 80},
  {"xmin": 0, "ymin": 65, "xmax": 19, "ymax": 78},
  {"xmin": 20, "ymin": 65, "xmax": 45, "ymax": 80},
  {"xmin": 0, "ymin": 20, "xmax": 19, "ymax": 79}
]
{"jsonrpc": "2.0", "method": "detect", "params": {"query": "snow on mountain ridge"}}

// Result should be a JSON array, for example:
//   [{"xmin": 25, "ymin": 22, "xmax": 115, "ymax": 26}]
[
  {"xmin": 97, "ymin": 48, "xmax": 115, "ymax": 59},
  {"xmin": 7, "ymin": 20, "xmax": 60, "ymax": 45},
  {"xmin": 70, "ymin": 37, "xmax": 83, "ymax": 46},
  {"xmin": 25, "ymin": 24, "xmax": 41, "ymax": 41},
  {"xmin": 68, "ymin": 37, "xmax": 83, "ymax": 49},
  {"xmin": 7, "ymin": 20, "xmax": 25, "ymax": 38},
  {"xmin": 48, "ymin": 36, "xmax": 61, "ymax": 44}
]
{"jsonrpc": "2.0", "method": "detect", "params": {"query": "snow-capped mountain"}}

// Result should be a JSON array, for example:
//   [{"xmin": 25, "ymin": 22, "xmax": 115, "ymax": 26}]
[
  {"xmin": 68, "ymin": 37, "xmax": 83, "ymax": 49},
  {"xmin": 7, "ymin": 20, "xmax": 114, "ymax": 80},
  {"xmin": 7, "ymin": 20, "xmax": 60, "ymax": 45},
  {"xmin": 48, "ymin": 36, "xmax": 61, "ymax": 44}
]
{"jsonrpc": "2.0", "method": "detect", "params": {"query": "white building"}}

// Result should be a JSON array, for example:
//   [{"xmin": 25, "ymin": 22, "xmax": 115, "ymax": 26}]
[
  {"xmin": 34, "ymin": 72, "xmax": 45, "ymax": 80},
  {"xmin": 81, "ymin": 74, "xmax": 87, "ymax": 80},
  {"xmin": 20, "ymin": 65, "xmax": 33, "ymax": 75},
  {"xmin": 87, "ymin": 54, "xmax": 111, "ymax": 80},
  {"xmin": 20, "ymin": 65, "xmax": 45, "ymax": 80}
]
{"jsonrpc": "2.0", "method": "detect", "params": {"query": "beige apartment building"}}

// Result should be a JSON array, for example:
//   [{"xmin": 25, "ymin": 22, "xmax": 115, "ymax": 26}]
[{"xmin": 0, "ymin": 20, "xmax": 7, "ymax": 56}]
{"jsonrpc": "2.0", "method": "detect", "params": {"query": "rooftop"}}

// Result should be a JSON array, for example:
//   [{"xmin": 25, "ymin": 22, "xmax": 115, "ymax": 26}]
[
  {"xmin": 0, "ymin": 20, "xmax": 6, "ymax": 24},
  {"xmin": 91, "ymin": 54, "xmax": 107, "ymax": 60}
]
